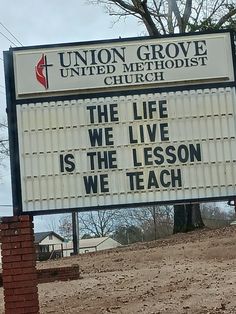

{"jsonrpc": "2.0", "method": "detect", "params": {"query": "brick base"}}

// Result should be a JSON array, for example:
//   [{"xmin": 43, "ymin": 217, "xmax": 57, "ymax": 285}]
[
  {"xmin": 0, "ymin": 216, "xmax": 39, "ymax": 314},
  {"xmin": 37, "ymin": 264, "xmax": 81, "ymax": 284},
  {"xmin": 0, "ymin": 264, "xmax": 81, "ymax": 286}
]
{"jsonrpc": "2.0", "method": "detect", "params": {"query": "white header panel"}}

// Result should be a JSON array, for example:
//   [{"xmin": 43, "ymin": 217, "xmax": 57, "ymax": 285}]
[
  {"xmin": 13, "ymin": 32, "xmax": 234, "ymax": 98},
  {"xmin": 16, "ymin": 87, "xmax": 236, "ymax": 213}
]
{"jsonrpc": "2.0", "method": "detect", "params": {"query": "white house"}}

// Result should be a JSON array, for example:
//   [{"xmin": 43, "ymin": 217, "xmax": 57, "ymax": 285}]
[
  {"xmin": 34, "ymin": 231, "xmax": 64, "ymax": 260},
  {"xmin": 34, "ymin": 232, "xmax": 121, "ymax": 258},
  {"xmin": 0, "ymin": 231, "xmax": 64, "ymax": 263},
  {"xmin": 63, "ymin": 236, "xmax": 121, "ymax": 256}
]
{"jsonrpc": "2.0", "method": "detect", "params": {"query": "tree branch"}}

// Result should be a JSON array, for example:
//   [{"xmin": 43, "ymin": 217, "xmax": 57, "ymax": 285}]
[
  {"xmin": 192, "ymin": 0, "xmax": 226, "ymax": 31},
  {"xmin": 167, "ymin": 0, "xmax": 174, "ymax": 33},
  {"xmin": 182, "ymin": 0, "xmax": 192, "ymax": 32},
  {"xmin": 168, "ymin": 0, "xmax": 183, "ymax": 32},
  {"xmin": 152, "ymin": 0, "xmax": 167, "ymax": 34},
  {"xmin": 139, "ymin": 0, "xmax": 161, "ymax": 35},
  {"xmin": 215, "ymin": 7, "xmax": 236, "ymax": 28},
  {"xmin": 110, "ymin": 0, "xmax": 140, "ymax": 13}
]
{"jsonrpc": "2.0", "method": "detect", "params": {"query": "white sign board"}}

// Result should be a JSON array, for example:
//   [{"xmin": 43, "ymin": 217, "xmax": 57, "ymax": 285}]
[
  {"xmin": 13, "ymin": 32, "xmax": 234, "ymax": 98},
  {"xmin": 16, "ymin": 87, "xmax": 236, "ymax": 212},
  {"xmin": 4, "ymin": 30, "xmax": 236, "ymax": 214}
]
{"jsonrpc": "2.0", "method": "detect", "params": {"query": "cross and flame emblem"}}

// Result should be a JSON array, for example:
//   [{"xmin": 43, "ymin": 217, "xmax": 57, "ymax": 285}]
[{"xmin": 35, "ymin": 54, "xmax": 52, "ymax": 89}]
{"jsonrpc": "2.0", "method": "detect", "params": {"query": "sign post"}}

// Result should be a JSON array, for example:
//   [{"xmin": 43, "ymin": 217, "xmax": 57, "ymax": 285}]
[{"xmin": 72, "ymin": 212, "xmax": 80, "ymax": 255}]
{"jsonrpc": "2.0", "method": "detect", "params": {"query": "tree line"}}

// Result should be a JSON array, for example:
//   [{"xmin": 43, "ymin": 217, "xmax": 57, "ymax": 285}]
[{"xmin": 55, "ymin": 203, "xmax": 235, "ymax": 245}]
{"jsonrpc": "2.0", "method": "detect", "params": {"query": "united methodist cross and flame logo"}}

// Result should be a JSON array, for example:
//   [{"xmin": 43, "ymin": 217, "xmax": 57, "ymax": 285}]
[{"xmin": 35, "ymin": 54, "xmax": 53, "ymax": 89}]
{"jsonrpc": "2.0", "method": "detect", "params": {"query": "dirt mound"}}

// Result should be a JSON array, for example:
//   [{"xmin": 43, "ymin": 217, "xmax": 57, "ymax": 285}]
[{"xmin": 1, "ymin": 226, "xmax": 236, "ymax": 313}]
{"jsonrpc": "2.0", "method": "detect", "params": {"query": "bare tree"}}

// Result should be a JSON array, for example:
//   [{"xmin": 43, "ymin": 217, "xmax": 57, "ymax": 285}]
[
  {"xmin": 58, "ymin": 215, "xmax": 73, "ymax": 241},
  {"xmin": 44, "ymin": 215, "xmax": 61, "ymax": 233},
  {"xmin": 200, "ymin": 203, "xmax": 235, "ymax": 228},
  {"xmin": 0, "ymin": 122, "xmax": 9, "ymax": 161},
  {"xmin": 88, "ymin": 0, "xmax": 236, "ymax": 34},
  {"xmin": 0, "ymin": 121, "xmax": 9, "ymax": 167},
  {"xmin": 146, "ymin": 205, "xmax": 173, "ymax": 239},
  {"xmin": 121, "ymin": 205, "xmax": 173, "ymax": 240},
  {"xmin": 113, "ymin": 224, "xmax": 143, "ymax": 244},
  {"xmin": 80, "ymin": 210, "xmax": 121, "ymax": 237},
  {"xmin": 58, "ymin": 210, "xmax": 121, "ymax": 240}
]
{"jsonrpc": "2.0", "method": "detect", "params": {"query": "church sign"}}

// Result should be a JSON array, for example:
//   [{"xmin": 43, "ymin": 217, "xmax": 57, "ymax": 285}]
[{"xmin": 4, "ymin": 30, "xmax": 236, "ymax": 215}]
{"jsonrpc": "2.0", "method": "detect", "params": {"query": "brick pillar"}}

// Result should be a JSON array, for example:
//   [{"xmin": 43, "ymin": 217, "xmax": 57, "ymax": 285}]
[{"xmin": 0, "ymin": 216, "xmax": 39, "ymax": 314}]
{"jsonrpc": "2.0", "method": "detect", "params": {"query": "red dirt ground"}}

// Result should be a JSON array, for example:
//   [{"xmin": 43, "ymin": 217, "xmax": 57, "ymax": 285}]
[{"xmin": 1, "ymin": 226, "xmax": 236, "ymax": 313}]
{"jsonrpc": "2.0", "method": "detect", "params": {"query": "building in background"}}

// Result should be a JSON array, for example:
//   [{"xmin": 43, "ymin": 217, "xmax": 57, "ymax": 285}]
[
  {"xmin": 0, "ymin": 232, "xmax": 121, "ymax": 263},
  {"xmin": 63, "ymin": 236, "xmax": 121, "ymax": 256},
  {"xmin": 33, "ymin": 232, "xmax": 121, "ymax": 260},
  {"xmin": 34, "ymin": 231, "xmax": 64, "ymax": 261}
]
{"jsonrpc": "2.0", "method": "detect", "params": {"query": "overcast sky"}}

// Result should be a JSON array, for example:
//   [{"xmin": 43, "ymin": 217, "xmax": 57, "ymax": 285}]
[{"xmin": 0, "ymin": 0, "xmax": 145, "ymax": 230}]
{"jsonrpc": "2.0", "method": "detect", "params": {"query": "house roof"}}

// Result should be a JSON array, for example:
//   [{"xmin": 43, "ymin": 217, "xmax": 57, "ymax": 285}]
[
  {"xmin": 63, "ymin": 237, "xmax": 120, "ymax": 249},
  {"xmin": 80, "ymin": 237, "xmax": 110, "ymax": 248},
  {"xmin": 34, "ymin": 231, "xmax": 64, "ymax": 244}
]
